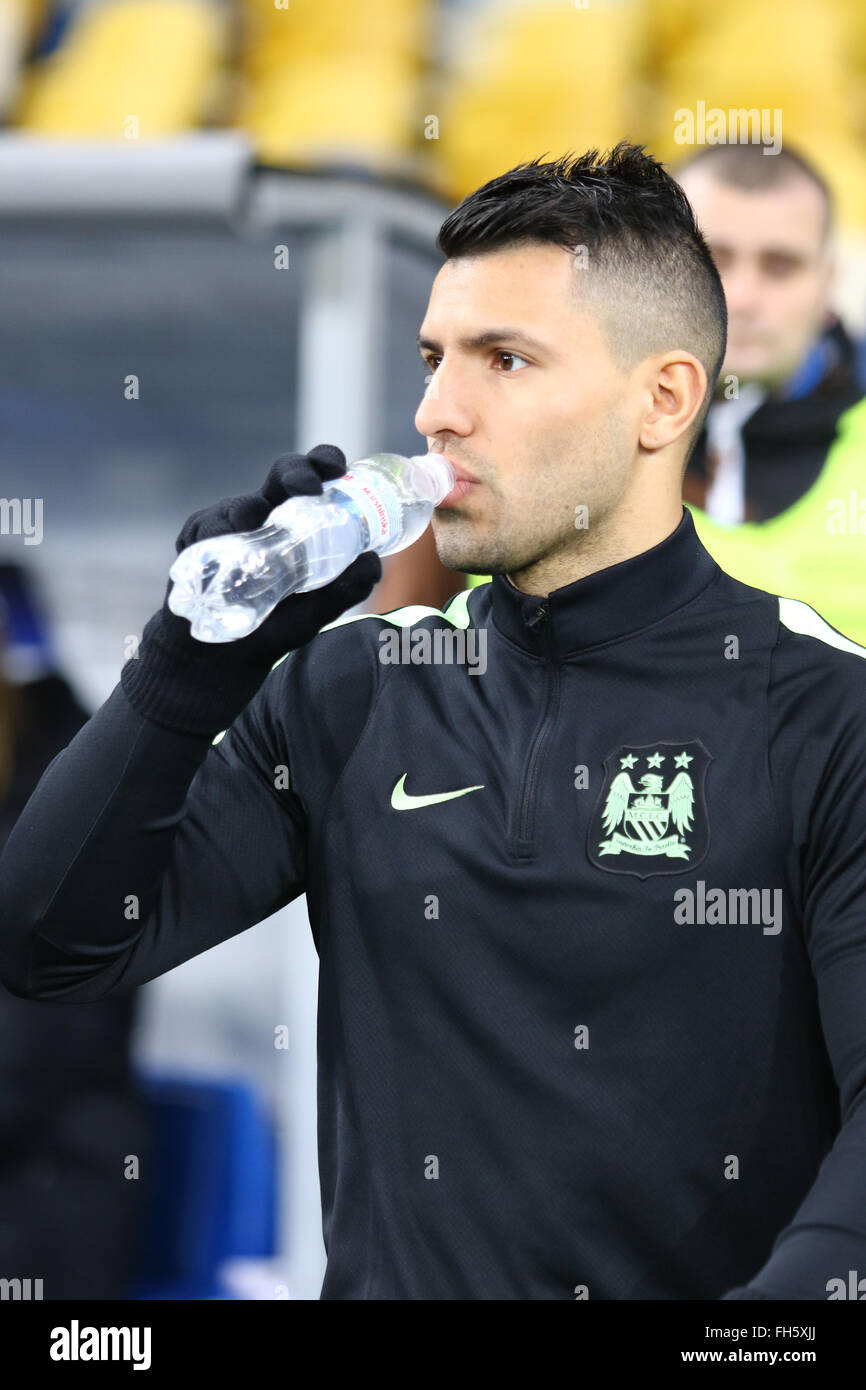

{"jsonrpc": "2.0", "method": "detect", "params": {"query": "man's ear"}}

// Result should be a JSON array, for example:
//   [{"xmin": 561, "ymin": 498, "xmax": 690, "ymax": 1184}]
[
  {"xmin": 818, "ymin": 249, "xmax": 836, "ymax": 317},
  {"xmin": 638, "ymin": 353, "xmax": 707, "ymax": 453}
]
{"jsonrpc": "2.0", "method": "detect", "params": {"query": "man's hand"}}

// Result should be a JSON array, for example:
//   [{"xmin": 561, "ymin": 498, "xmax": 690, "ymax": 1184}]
[{"xmin": 120, "ymin": 444, "xmax": 382, "ymax": 735}]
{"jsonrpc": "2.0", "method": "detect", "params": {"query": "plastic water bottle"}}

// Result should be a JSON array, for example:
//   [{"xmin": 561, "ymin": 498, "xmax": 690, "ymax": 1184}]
[{"xmin": 167, "ymin": 450, "xmax": 456, "ymax": 643}]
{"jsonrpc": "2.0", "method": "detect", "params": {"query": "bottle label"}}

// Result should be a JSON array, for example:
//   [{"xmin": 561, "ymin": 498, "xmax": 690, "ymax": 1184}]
[{"xmin": 323, "ymin": 470, "xmax": 401, "ymax": 547}]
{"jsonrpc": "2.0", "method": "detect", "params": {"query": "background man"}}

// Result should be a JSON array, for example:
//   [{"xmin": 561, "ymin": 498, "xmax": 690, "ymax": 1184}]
[{"xmin": 677, "ymin": 142, "xmax": 866, "ymax": 644}]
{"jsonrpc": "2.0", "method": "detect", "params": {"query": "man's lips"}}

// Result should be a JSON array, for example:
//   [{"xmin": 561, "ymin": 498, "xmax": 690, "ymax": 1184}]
[
  {"xmin": 728, "ymin": 334, "xmax": 770, "ymax": 350},
  {"xmin": 438, "ymin": 477, "xmax": 478, "ymax": 506},
  {"xmin": 433, "ymin": 454, "xmax": 481, "ymax": 507}
]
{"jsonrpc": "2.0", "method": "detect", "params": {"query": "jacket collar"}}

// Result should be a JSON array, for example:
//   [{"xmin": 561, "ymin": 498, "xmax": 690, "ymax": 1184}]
[{"xmin": 489, "ymin": 505, "xmax": 720, "ymax": 657}]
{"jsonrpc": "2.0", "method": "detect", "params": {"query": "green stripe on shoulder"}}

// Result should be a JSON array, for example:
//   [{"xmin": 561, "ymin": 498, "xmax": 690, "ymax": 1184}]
[
  {"xmin": 320, "ymin": 587, "xmax": 476, "ymax": 633},
  {"xmin": 210, "ymin": 587, "xmax": 480, "ymax": 746},
  {"xmin": 320, "ymin": 602, "xmax": 445, "ymax": 632},
  {"xmin": 778, "ymin": 596, "xmax": 866, "ymax": 659}
]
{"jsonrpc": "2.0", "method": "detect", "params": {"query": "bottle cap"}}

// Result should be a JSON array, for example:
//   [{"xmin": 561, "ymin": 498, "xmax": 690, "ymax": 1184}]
[{"xmin": 411, "ymin": 452, "xmax": 456, "ymax": 504}]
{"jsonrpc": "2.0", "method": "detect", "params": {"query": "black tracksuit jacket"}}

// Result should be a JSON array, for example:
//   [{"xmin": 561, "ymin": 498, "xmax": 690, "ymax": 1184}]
[{"xmin": 1, "ymin": 506, "xmax": 865, "ymax": 1300}]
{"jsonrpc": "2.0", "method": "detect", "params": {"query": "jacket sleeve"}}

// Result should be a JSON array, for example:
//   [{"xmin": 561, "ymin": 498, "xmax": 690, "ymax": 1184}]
[
  {"xmin": 0, "ymin": 656, "xmax": 308, "ymax": 1003},
  {"xmin": 722, "ymin": 635, "xmax": 866, "ymax": 1299}
]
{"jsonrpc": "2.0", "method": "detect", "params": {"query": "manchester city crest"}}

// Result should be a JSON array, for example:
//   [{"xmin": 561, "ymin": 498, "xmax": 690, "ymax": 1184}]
[{"xmin": 587, "ymin": 741, "xmax": 712, "ymax": 879}]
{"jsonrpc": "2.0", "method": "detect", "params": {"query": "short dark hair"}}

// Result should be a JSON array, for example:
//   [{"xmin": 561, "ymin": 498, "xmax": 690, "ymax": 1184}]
[
  {"xmin": 674, "ymin": 142, "xmax": 834, "ymax": 242},
  {"xmin": 436, "ymin": 142, "xmax": 728, "ymax": 461}
]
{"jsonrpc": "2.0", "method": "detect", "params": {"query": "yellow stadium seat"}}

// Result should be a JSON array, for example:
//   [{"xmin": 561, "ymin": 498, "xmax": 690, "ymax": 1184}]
[
  {"xmin": 234, "ymin": 0, "xmax": 432, "ymax": 172},
  {"xmin": 13, "ymin": 0, "xmax": 226, "ymax": 138},
  {"xmin": 239, "ymin": 0, "xmax": 431, "ymax": 73},
  {"xmin": 426, "ymin": 0, "xmax": 650, "ymax": 203},
  {"xmin": 650, "ymin": 0, "xmax": 866, "ymax": 231}
]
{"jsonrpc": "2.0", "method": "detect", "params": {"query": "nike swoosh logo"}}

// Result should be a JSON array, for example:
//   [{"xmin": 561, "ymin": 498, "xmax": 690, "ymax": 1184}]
[{"xmin": 391, "ymin": 773, "xmax": 484, "ymax": 810}]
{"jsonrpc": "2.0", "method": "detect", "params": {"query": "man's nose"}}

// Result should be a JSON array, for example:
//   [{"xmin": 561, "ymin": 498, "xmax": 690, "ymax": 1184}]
[
  {"xmin": 414, "ymin": 360, "xmax": 474, "ymax": 438},
  {"xmin": 721, "ymin": 266, "xmax": 763, "ymax": 318}
]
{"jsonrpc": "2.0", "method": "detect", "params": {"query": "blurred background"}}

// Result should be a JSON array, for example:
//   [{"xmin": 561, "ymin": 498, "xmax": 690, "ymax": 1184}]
[{"xmin": 1, "ymin": 0, "xmax": 865, "ymax": 1300}]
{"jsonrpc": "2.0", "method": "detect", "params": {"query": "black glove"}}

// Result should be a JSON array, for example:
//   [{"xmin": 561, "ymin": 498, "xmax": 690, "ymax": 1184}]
[{"xmin": 120, "ymin": 444, "xmax": 382, "ymax": 736}]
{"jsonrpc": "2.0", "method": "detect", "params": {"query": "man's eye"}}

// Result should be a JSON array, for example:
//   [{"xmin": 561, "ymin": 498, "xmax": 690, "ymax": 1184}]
[
  {"xmin": 495, "ymin": 351, "xmax": 530, "ymax": 372},
  {"xmin": 761, "ymin": 254, "xmax": 801, "ymax": 279},
  {"xmin": 420, "ymin": 351, "xmax": 530, "ymax": 374}
]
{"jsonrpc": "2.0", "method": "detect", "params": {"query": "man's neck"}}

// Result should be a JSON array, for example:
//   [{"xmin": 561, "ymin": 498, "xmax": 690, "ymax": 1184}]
[{"xmin": 506, "ymin": 501, "xmax": 685, "ymax": 597}]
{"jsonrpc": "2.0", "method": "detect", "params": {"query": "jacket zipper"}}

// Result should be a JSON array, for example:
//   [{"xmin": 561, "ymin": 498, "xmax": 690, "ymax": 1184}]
[{"xmin": 514, "ymin": 605, "xmax": 561, "ymax": 850}]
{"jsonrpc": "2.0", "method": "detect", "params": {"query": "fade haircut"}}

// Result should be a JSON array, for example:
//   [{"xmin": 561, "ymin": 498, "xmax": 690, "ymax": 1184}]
[
  {"xmin": 436, "ymin": 142, "xmax": 728, "ymax": 463},
  {"xmin": 674, "ymin": 141, "xmax": 834, "ymax": 242}
]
